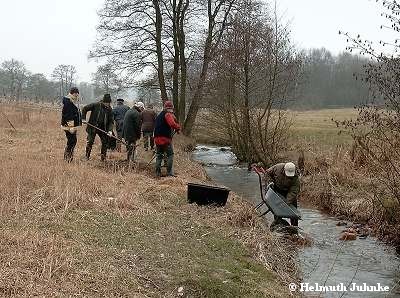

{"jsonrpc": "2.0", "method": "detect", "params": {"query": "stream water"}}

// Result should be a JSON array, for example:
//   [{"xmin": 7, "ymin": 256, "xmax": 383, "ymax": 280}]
[{"xmin": 193, "ymin": 145, "xmax": 400, "ymax": 297}]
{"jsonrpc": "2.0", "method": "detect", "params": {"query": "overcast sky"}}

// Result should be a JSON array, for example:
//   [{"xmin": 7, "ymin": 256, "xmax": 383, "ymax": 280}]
[{"xmin": 0, "ymin": 0, "xmax": 395, "ymax": 82}]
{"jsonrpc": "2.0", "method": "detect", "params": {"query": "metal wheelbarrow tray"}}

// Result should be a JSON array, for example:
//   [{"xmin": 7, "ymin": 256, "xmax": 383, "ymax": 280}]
[
  {"xmin": 262, "ymin": 187, "xmax": 302, "ymax": 219},
  {"xmin": 251, "ymin": 166, "xmax": 301, "ymax": 220}
]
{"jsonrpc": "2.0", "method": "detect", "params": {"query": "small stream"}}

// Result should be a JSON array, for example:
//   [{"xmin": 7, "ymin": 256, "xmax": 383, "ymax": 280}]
[{"xmin": 193, "ymin": 145, "xmax": 400, "ymax": 298}]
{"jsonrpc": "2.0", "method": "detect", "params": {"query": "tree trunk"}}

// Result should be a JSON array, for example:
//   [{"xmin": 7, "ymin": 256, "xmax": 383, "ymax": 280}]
[
  {"xmin": 183, "ymin": 53, "xmax": 211, "ymax": 135},
  {"xmin": 153, "ymin": 0, "xmax": 168, "ymax": 101},
  {"xmin": 178, "ymin": 0, "xmax": 189, "ymax": 124},
  {"xmin": 183, "ymin": 0, "xmax": 235, "ymax": 135},
  {"xmin": 183, "ymin": 12, "xmax": 213, "ymax": 136},
  {"xmin": 172, "ymin": 0, "xmax": 180, "ymax": 113}
]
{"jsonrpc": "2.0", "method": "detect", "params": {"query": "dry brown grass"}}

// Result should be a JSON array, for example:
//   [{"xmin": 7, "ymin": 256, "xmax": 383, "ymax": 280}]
[
  {"xmin": 299, "ymin": 145, "xmax": 400, "ymax": 245},
  {"xmin": 0, "ymin": 103, "xmax": 300, "ymax": 297}
]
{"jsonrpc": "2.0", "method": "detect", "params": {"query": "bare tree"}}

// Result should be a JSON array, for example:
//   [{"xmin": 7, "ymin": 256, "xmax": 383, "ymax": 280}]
[
  {"xmin": 91, "ymin": 1, "xmax": 169, "ymax": 100},
  {"xmin": 52, "ymin": 65, "xmax": 77, "ymax": 98},
  {"xmin": 205, "ymin": 0, "xmax": 301, "ymax": 163},
  {"xmin": 1, "ymin": 59, "xmax": 29, "ymax": 100},
  {"xmin": 182, "ymin": 0, "xmax": 236, "ymax": 135},
  {"xmin": 92, "ymin": 64, "xmax": 123, "ymax": 98},
  {"xmin": 91, "ymin": 0, "xmax": 236, "ymax": 129}
]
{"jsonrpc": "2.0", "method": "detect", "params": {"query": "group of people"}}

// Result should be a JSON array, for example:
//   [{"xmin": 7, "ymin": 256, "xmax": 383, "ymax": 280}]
[
  {"xmin": 61, "ymin": 87, "xmax": 301, "ymax": 227},
  {"xmin": 61, "ymin": 87, "xmax": 181, "ymax": 177}
]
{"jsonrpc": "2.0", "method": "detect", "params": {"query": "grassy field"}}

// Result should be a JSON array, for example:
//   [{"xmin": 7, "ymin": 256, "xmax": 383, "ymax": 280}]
[
  {"xmin": 194, "ymin": 107, "xmax": 358, "ymax": 150},
  {"xmin": 289, "ymin": 108, "xmax": 357, "ymax": 150},
  {"xmin": 0, "ymin": 103, "xmax": 299, "ymax": 297}
]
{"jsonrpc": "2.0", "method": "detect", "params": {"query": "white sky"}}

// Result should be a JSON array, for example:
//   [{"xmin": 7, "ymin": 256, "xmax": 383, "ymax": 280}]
[
  {"xmin": 0, "ymin": 0, "xmax": 395, "ymax": 82},
  {"xmin": 277, "ymin": 0, "xmax": 393, "ymax": 54}
]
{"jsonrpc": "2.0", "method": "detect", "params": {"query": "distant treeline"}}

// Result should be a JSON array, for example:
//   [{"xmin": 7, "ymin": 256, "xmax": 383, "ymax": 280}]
[
  {"xmin": 0, "ymin": 59, "xmax": 98, "ymax": 104},
  {"xmin": 293, "ymin": 48, "xmax": 370, "ymax": 109},
  {"xmin": 0, "ymin": 47, "xmax": 370, "ymax": 109}
]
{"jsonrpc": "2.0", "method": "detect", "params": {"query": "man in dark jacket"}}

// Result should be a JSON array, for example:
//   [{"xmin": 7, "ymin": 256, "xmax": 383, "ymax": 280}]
[
  {"xmin": 141, "ymin": 104, "xmax": 157, "ymax": 151},
  {"xmin": 81, "ymin": 94, "xmax": 114, "ymax": 161},
  {"xmin": 112, "ymin": 98, "xmax": 130, "ymax": 151},
  {"xmin": 154, "ymin": 101, "xmax": 181, "ymax": 177},
  {"xmin": 265, "ymin": 162, "xmax": 300, "ymax": 226},
  {"xmin": 123, "ymin": 101, "xmax": 144, "ymax": 162},
  {"xmin": 61, "ymin": 87, "xmax": 81, "ymax": 162}
]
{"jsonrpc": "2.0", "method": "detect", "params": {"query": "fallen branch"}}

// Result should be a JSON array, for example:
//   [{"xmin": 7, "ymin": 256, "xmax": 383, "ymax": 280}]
[{"xmin": 1, "ymin": 111, "xmax": 17, "ymax": 131}]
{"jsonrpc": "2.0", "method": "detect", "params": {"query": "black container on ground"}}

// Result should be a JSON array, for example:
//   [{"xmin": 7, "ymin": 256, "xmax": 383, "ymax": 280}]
[{"xmin": 187, "ymin": 183, "xmax": 230, "ymax": 206}]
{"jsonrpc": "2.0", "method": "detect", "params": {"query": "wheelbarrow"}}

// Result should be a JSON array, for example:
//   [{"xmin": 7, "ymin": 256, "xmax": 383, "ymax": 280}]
[{"xmin": 251, "ymin": 166, "xmax": 301, "ymax": 221}]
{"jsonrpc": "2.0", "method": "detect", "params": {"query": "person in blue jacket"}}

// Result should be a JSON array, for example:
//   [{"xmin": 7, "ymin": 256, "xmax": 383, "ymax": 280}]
[{"xmin": 112, "ymin": 98, "xmax": 129, "ymax": 151}]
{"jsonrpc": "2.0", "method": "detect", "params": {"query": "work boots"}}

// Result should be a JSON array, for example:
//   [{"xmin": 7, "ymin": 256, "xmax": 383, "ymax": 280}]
[{"xmin": 116, "ymin": 142, "xmax": 122, "ymax": 152}]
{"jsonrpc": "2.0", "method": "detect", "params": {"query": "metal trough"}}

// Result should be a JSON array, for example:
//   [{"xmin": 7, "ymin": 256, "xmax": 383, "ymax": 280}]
[{"xmin": 187, "ymin": 183, "xmax": 230, "ymax": 206}]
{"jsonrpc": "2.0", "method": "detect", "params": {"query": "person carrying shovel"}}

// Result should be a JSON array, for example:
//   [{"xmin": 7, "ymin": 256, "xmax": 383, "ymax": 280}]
[
  {"xmin": 81, "ymin": 94, "xmax": 114, "ymax": 161},
  {"xmin": 61, "ymin": 87, "xmax": 81, "ymax": 162}
]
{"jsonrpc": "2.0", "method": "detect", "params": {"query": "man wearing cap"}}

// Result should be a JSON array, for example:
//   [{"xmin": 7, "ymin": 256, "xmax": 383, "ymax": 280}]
[
  {"xmin": 154, "ymin": 101, "xmax": 181, "ymax": 177},
  {"xmin": 123, "ymin": 101, "xmax": 144, "ymax": 162},
  {"xmin": 61, "ymin": 87, "xmax": 82, "ymax": 162},
  {"xmin": 141, "ymin": 104, "xmax": 157, "ymax": 151},
  {"xmin": 112, "ymin": 98, "xmax": 130, "ymax": 151},
  {"xmin": 81, "ymin": 94, "xmax": 114, "ymax": 161},
  {"xmin": 265, "ymin": 162, "xmax": 300, "ymax": 226}
]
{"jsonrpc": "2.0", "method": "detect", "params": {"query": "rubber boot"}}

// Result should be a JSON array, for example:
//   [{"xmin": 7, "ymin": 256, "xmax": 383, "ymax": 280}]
[
  {"xmin": 64, "ymin": 148, "xmax": 73, "ymax": 163},
  {"xmin": 85, "ymin": 146, "xmax": 92, "ymax": 160}
]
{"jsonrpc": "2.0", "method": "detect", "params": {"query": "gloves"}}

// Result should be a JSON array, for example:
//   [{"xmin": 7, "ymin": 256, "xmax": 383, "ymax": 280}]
[
  {"xmin": 82, "ymin": 119, "xmax": 87, "ymax": 124},
  {"xmin": 107, "ymin": 131, "xmax": 113, "ymax": 136}
]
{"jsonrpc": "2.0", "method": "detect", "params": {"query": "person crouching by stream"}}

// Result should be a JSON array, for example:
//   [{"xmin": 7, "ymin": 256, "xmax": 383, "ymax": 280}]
[
  {"xmin": 123, "ymin": 101, "xmax": 144, "ymax": 163},
  {"xmin": 61, "ymin": 87, "xmax": 82, "ymax": 162},
  {"xmin": 81, "ymin": 94, "xmax": 114, "ymax": 161},
  {"xmin": 265, "ymin": 162, "xmax": 300, "ymax": 227},
  {"xmin": 154, "ymin": 101, "xmax": 181, "ymax": 178}
]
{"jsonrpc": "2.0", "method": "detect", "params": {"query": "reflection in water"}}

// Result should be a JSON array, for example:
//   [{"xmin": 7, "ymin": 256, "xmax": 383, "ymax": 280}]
[{"xmin": 193, "ymin": 145, "xmax": 400, "ymax": 298}]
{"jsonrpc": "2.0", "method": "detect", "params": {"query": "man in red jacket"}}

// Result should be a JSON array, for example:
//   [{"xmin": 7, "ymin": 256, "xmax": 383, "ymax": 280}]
[{"xmin": 154, "ymin": 101, "xmax": 181, "ymax": 177}]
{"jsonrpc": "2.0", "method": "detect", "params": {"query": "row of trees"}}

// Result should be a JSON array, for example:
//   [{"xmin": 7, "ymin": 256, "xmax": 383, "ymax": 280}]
[
  {"xmin": 294, "ymin": 48, "xmax": 370, "ymax": 109},
  {"xmin": 0, "ymin": 59, "xmax": 128, "ymax": 103},
  {"xmin": 0, "ymin": 59, "xmax": 54, "ymax": 102}
]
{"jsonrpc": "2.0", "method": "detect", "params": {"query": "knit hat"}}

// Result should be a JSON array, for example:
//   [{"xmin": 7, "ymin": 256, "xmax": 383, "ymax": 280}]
[
  {"xmin": 103, "ymin": 94, "xmax": 112, "ymax": 103},
  {"xmin": 69, "ymin": 87, "xmax": 79, "ymax": 95},
  {"xmin": 164, "ymin": 101, "xmax": 174, "ymax": 109},
  {"xmin": 116, "ymin": 98, "xmax": 124, "ymax": 102}
]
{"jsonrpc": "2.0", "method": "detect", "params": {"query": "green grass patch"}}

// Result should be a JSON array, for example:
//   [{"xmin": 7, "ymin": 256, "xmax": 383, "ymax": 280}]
[{"xmin": 2, "ymin": 209, "xmax": 280, "ymax": 296}]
